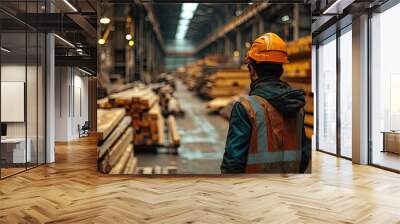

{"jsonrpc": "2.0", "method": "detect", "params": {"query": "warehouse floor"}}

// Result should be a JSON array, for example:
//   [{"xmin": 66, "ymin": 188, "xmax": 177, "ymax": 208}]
[{"xmin": 136, "ymin": 81, "xmax": 229, "ymax": 174}]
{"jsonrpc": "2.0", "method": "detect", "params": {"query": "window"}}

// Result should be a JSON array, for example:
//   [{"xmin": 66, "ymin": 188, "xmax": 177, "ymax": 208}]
[
  {"xmin": 317, "ymin": 35, "xmax": 337, "ymax": 154},
  {"xmin": 370, "ymin": 2, "xmax": 400, "ymax": 171},
  {"xmin": 339, "ymin": 27, "xmax": 352, "ymax": 158}
]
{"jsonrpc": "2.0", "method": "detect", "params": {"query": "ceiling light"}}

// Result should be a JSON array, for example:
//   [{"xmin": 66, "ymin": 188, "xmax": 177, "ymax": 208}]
[
  {"xmin": 78, "ymin": 67, "xmax": 94, "ymax": 76},
  {"xmin": 180, "ymin": 11, "xmax": 194, "ymax": 19},
  {"xmin": 182, "ymin": 3, "xmax": 199, "ymax": 12},
  {"xmin": 179, "ymin": 19, "xmax": 190, "ymax": 26},
  {"xmin": 63, "ymin": 0, "xmax": 78, "ymax": 12},
  {"xmin": 76, "ymin": 48, "xmax": 83, "ymax": 52},
  {"xmin": 178, "ymin": 25, "xmax": 188, "ymax": 31},
  {"xmin": 281, "ymin": 15, "xmax": 290, "ymax": 22},
  {"xmin": 100, "ymin": 17, "xmax": 111, "ymax": 24},
  {"xmin": 235, "ymin": 10, "xmax": 242, "ymax": 16},
  {"xmin": 1, "ymin": 47, "xmax": 11, "ymax": 53},
  {"xmin": 126, "ymin": 34, "xmax": 132, "ymax": 40},
  {"xmin": 128, "ymin": 40, "xmax": 134, "ymax": 47},
  {"xmin": 54, "ymin": 34, "xmax": 75, "ymax": 48},
  {"xmin": 233, "ymin": 50, "xmax": 240, "ymax": 57},
  {"xmin": 98, "ymin": 39, "xmax": 105, "ymax": 45},
  {"xmin": 322, "ymin": 0, "xmax": 355, "ymax": 14}
]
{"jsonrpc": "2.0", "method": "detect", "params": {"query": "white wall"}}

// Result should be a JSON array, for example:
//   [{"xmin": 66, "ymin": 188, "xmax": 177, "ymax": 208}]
[
  {"xmin": 55, "ymin": 67, "xmax": 89, "ymax": 141},
  {"xmin": 1, "ymin": 64, "xmax": 46, "ymax": 164}
]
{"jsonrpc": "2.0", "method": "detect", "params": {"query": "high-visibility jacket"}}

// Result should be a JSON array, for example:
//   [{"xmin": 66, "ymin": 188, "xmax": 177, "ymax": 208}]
[{"xmin": 239, "ymin": 95, "xmax": 303, "ymax": 173}]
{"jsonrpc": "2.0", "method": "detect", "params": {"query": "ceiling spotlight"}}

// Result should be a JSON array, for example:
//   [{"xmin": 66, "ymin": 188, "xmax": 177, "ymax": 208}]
[
  {"xmin": 126, "ymin": 34, "xmax": 132, "ymax": 40},
  {"xmin": 1, "ymin": 47, "xmax": 11, "ymax": 53},
  {"xmin": 100, "ymin": 17, "xmax": 111, "ymax": 24},
  {"xmin": 128, "ymin": 40, "xmax": 134, "ymax": 47},
  {"xmin": 281, "ymin": 15, "xmax": 290, "ymax": 22},
  {"xmin": 63, "ymin": 0, "xmax": 78, "ymax": 12},
  {"xmin": 98, "ymin": 39, "xmax": 105, "ymax": 45},
  {"xmin": 54, "ymin": 34, "xmax": 75, "ymax": 48}
]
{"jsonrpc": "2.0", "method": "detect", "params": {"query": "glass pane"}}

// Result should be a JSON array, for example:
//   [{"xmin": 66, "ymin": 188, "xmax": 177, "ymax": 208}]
[
  {"xmin": 38, "ymin": 32, "xmax": 45, "ymax": 165},
  {"xmin": 1, "ymin": 29, "xmax": 28, "ymax": 177},
  {"xmin": 371, "ymin": 3, "xmax": 400, "ymax": 171},
  {"xmin": 27, "ymin": 31, "xmax": 38, "ymax": 169},
  {"xmin": 339, "ymin": 28, "xmax": 352, "ymax": 158},
  {"xmin": 317, "ymin": 36, "xmax": 337, "ymax": 154}
]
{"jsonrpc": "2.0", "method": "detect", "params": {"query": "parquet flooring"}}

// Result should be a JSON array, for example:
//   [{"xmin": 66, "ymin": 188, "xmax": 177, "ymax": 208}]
[{"xmin": 1, "ymin": 136, "xmax": 400, "ymax": 223}]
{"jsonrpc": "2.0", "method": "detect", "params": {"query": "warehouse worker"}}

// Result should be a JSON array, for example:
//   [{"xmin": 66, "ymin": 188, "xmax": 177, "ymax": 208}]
[{"xmin": 220, "ymin": 33, "xmax": 310, "ymax": 174}]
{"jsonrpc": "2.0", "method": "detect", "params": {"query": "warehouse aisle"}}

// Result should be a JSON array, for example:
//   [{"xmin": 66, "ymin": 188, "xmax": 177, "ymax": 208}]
[{"xmin": 136, "ymin": 81, "xmax": 229, "ymax": 174}]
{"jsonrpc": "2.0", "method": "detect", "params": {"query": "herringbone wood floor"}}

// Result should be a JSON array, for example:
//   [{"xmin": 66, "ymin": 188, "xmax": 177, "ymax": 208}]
[{"xmin": 1, "ymin": 136, "xmax": 400, "ymax": 223}]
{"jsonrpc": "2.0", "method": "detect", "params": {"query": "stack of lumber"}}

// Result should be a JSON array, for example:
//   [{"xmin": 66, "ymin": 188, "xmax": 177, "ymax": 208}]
[
  {"xmin": 97, "ymin": 97, "xmax": 112, "ymax": 109},
  {"xmin": 97, "ymin": 108, "xmax": 137, "ymax": 174},
  {"xmin": 167, "ymin": 115, "xmax": 180, "ymax": 146},
  {"xmin": 282, "ymin": 35, "xmax": 313, "ymax": 140},
  {"xmin": 98, "ymin": 86, "xmax": 181, "ymax": 147},
  {"xmin": 206, "ymin": 97, "xmax": 236, "ymax": 113},
  {"xmin": 100, "ymin": 87, "xmax": 164, "ymax": 146},
  {"xmin": 180, "ymin": 55, "xmax": 230, "ymax": 90},
  {"xmin": 199, "ymin": 69, "xmax": 249, "ymax": 99},
  {"xmin": 151, "ymin": 83, "xmax": 184, "ymax": 116}
]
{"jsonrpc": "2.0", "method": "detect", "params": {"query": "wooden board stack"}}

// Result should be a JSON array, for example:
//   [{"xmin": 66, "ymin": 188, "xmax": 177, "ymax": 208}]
[
  {"xmin": 98, "ymin": 86, "xmax": 180, "ymax": 147},
  {"xmin": 199, "ymin": 69, "xmax": 250, "ymax": 99},
  {"xmin": 97, "ymin": 108, "xmax": 137, "ymax": 174},
  {"xmin": 103, "ymin": 87, "xmax": 164, "ymax": 146},
  {"xmin": 206, "ymin": 96, "xmax": 237, "ymax": 113}
]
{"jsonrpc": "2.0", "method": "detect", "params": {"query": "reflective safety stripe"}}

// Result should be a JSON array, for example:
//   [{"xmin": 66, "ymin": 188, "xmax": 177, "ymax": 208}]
[
  {"xmin": 247, "ymin": 96, "xmax": 267, "ymax": 152},
  {"xmin": 247, "ymin": 150, "xmax": 301, "ymax": 165}
]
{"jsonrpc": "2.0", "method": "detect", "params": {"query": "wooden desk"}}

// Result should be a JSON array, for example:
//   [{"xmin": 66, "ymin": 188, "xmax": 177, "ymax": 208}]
[
  {"xmin": 382, "ymin": 131, "xmax": 400, "ymax": 154},
  {"xmin": 1, "ymin": 138, "xmax": 32, "ymax": 164}
]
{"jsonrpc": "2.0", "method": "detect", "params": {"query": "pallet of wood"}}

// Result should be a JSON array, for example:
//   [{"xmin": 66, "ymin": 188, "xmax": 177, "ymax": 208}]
[
  {"xmin": 206, "ymin": 97, "xmax": 236, "ymax": 113},
  {"xmin": 167, "ymin": 115, "xmax": 180, "ymax": 146},
  {"xmin": 97, "ymin": 108, "xmax": 137, "ymax": 174},
  {"xmin": 98, "ymin": 87, "xmax": 166, "ymax": 147},
  {"xmin": 200, "ymin": 69, "xmax": 249, "ymax": 99}
]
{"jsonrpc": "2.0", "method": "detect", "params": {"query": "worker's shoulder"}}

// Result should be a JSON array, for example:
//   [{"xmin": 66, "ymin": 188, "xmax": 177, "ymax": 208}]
[{"xmin": 232, "ymin": 97, "xmax": 253, "ymax": 117}]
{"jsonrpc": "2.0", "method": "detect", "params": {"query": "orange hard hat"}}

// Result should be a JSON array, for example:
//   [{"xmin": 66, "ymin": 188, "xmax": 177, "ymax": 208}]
[{"xmin": 247, "ymin": 33, "xmax": 289, "ymax": 64}]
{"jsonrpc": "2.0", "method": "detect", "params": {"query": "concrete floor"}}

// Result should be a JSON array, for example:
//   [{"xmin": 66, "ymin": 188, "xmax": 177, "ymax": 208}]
[{"xmin": 137, "ymin": 81, "xmax": 229, "ymax": 174}]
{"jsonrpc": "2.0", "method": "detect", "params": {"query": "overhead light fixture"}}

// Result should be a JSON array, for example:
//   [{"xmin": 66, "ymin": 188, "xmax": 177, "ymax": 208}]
[
  {"xmin": 100, "ymin": 17, "xmax": 111, "ymax": 24},
  {"xmin": 98, "ymin": 39, "xmax": 105, "ymax": 45},
  {"xmin": 182, "ymin": 3, "xmax": 199, "ymax": 12},
  {"xmin": 322, "ymin": 0, "xmax": 354, "ymax": 15},
  {"xmin": 126, "ymin": 34, "xmax": 132, "ymax": 40},
  {"xmin": 179, "ymin": 19, "xmax": 190, "ymax": 26},
  {"xmin": 78, "ymin": 67, "xmax": 94, "ymax": 76},
  {"xmin": 233, "ymin": 50, "xmax": 240, "ymax": 57},
  {"xmin": 175, "ymin": 3, "xmax": 199, "ymax": 40},
  {"xmin": 128, "ymin": 40, "xmax": 134, "ymax": 47},
  {"xmin": 281, "ymin": 15, "xmax": 290, "ymax": 22},
  {"xmin": 63, "ymin": 0, "xmax": 78, "ymax": 12},
  {"xmin": 54, "ymin": 34, "xmax": 75, "ymax": 48},
  {"xmin": 180, "ymin": 11, "xmax": 194, "ymax": 19},
  {"xmin": 1, "ymin": 47, "xmax": 11, "ymax": 53}
]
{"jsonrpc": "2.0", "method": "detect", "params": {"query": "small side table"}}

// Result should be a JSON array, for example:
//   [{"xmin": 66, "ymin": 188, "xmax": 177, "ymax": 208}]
[{"xmin": 381, "ymin": 131, "xmax": 400, "ymax": 154}]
